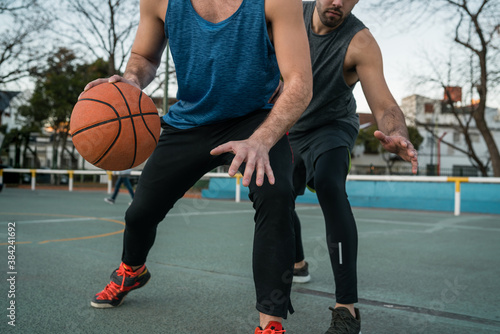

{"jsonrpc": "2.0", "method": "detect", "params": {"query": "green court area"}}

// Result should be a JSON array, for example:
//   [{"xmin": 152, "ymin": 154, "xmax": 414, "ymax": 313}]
[{"xmin": 0, "ymin": 188, "xmax": 499, "ymax": 333}]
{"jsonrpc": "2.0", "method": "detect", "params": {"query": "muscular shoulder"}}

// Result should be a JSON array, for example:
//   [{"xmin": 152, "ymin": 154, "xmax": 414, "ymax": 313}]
[
  {"xmin": 345, "ymin": 28, "xmax": 381, "ymax": 70},
  {"xmin": 140, "ymin": 0, "xmax": 168, "ymax": 21},
  {"xmin": 265, "ymin": 0, "xmax": 303, "ymax": 22}
]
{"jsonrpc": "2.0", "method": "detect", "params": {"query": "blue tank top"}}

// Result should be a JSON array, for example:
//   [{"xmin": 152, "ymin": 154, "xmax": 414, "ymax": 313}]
[{"xmin": 163, "ymin": 0, "xmax": 280, "ymax": 129}]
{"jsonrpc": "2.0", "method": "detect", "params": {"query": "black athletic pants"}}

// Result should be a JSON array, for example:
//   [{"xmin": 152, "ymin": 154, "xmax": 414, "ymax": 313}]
[
  {"xmin": 123, "ymin": 110, "xmax": 296, "ymax": 318},
  {"xmin": 293, "ymin": 147, "xmax": 358, "ymax": 304}
]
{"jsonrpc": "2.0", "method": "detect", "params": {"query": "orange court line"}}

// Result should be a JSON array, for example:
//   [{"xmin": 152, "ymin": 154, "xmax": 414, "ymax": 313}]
[{"xmin": 0, "ymin": 214, "xmax": 125, "ymax": 245}]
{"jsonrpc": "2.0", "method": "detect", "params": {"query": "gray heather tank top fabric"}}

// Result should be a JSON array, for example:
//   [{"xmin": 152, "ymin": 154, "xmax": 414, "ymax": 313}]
[{"xmin": 291, "ymin": 1, "xmax": 366, "ymax": 133}]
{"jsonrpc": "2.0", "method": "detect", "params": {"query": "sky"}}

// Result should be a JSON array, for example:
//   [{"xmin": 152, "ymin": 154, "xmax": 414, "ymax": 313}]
[
  {"xmin": 350, "ymin": 2, "xmax": 455, "ymax": 113},
  {"xmin": 161, "ymin": 1, "xmax": 499, "ymax": 113},
  {"xmin": 4, "ymin": 0, "xmax": 498, "ymax": 113},
  {"xmin": 345, "ymin": 1, "xmax": 500, "ymax": 113}
]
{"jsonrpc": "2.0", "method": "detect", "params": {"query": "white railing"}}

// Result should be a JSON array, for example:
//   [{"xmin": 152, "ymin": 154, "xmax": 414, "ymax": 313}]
[
  {"xmin": 1, "ymin": 169, "xmax": 499, "ymax": 216},
  {"xmin": 346, "ymin": 175, "xmax": 500, "ymax": 216},
  {"xmin": 0, "ymin": 168, "xmax": 242, "ymax": 202}
]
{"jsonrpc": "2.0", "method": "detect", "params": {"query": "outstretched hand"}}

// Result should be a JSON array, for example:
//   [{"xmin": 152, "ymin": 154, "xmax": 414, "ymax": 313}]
[
  {"xmin": 210, "ymin": 139, "xmax": 275, "ymax": 187},
  {"xmin": 374, "ymin": 130, "xmax": 418, "ymax": 174}
]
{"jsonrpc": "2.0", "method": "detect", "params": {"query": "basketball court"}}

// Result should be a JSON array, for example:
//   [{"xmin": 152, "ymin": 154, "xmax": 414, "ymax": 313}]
[{"xmin": 0, "ymin": 187, "xmax": 499, "ymax": 333}]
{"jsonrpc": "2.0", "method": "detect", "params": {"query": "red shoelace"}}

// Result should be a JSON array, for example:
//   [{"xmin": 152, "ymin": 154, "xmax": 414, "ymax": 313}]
[{"xmin": 95, "ymin": 264, "xmax": 140, "ymax": 300}]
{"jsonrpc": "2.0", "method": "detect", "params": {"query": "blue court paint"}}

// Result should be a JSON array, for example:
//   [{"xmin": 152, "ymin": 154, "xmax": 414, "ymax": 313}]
[{"xmin": 201, "ymin": 179, "xmax": 500, "ymax": 215}]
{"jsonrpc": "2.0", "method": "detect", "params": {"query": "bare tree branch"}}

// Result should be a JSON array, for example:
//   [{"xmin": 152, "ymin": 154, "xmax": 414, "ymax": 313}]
[
  {"xmin": 54, "ymin": 0, "xmax": 139, "ymax": 75},
  {"xmin": 0, "ymin": 1, "xmax": 51, "ymax": 87},
  {"xmin": 370, "ymin": 0, "xmax": 500, "ymax": 176}
]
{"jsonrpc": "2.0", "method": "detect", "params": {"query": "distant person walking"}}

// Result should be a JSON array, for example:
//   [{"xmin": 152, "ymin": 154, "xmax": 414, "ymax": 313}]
[{"xmin": 105, "ymin": 169, "xmax": 134, "ymax": 204}]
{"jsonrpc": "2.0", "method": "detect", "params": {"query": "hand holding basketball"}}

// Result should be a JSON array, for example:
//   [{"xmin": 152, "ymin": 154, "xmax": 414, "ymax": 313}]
[{"xmin": 70, "ymin": 81, "xmax": 161, "ymax": 171}]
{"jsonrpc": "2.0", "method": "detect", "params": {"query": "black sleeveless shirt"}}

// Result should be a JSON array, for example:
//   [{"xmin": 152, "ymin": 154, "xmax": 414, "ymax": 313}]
[{"xmin": 291, "ymin": 1, "xmax": 366, "ymax": 133}]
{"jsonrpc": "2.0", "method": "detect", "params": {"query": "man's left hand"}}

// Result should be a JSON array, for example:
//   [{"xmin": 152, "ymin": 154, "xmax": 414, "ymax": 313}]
[
  {"xmin": 210, "ymin": 139, "xmax": 275, "ymax": 187},
  {"xmin": 374, "ymin": 130, "xmax": 418, "ymax": 174}
]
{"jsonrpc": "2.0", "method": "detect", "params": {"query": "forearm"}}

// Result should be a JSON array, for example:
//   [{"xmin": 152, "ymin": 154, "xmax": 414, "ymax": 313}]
[
  {"xmin": 250, "ymin": 77, "xmax": 312, "ymax": 148},
  {"xmin": 375, "ymin": 105, "xmax": 410, "ymax": 139},
  {"xmin": 122, "ymin": 52, "xmax": 160, "ymax": 90}
]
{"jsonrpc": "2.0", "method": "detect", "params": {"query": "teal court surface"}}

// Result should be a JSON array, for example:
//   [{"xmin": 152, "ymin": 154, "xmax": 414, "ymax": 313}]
[{"xmin": 0, "ymin": 187, "xmax": 499, "ymax": 333}]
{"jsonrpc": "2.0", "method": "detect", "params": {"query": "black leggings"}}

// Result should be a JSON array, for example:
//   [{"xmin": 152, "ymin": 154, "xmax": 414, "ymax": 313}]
[
  {"xmin": 293, "ymin": 147, "xmax": 358, "ymax": 304},
  {"xmin": 122, "ymin": 111, "xmax": 296, "ymax": 318}
]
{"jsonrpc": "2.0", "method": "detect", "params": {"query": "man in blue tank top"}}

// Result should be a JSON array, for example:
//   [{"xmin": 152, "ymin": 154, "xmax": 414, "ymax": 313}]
[
  {"xmin": 82, "ymin": 0, "xmax": 312, "ymax": 333},
  {"xmin": 287, "ymin": 1, "xmax": 419, "ymax": 333}
]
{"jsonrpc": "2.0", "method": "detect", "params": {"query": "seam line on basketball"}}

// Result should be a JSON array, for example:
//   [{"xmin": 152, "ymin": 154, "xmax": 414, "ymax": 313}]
[
  {"xmin": 75, "ymin": 97, "xmax": 122, "ymax": 166},
  {"xmin": 139, "ymin": 92, "xmax": 160, "ymax": 145},
  {"xmin": 112, "ymin": 83, "xmax": 137, "ymax": 169},
  {"xmin": 71, "ymin": 111, "xmax": 158, "ymax": 137}
]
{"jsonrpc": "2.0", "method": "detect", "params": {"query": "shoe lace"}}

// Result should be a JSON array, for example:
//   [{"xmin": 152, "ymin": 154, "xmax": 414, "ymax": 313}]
[
  {"xmin": 256, "ymin": 324, "xmax": 285, "ymax": 334},
  {"xmin": 96, "ymin": 281, "xmax": 122, "ymax": 300},
  {"xmin": 328, "ymin": 307, "xmax": 353, "ymax": 332},
  {"xmin": 116, "ymin": 264, "xmax": 130, "ymax": 290},
  {"xmin": 96, "ymin": 264, "xmax": 136, "ymax": 300},
  {"xmin": 257, "ymin": 329, "xmax": 285, "ymax": 334}
]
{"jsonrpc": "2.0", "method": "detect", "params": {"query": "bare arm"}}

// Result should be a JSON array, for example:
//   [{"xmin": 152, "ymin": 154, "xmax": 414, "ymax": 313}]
[
  {"xmin": 211, "ymin": 0, "xmax": 312, "ymax": 186},
  {"xmin": 83, "ymin": 0, "xmax": 167, "ymax": 91},
  {"xmin": 350, "ymin": 29, "xmax": 418, "ymax": 173}
]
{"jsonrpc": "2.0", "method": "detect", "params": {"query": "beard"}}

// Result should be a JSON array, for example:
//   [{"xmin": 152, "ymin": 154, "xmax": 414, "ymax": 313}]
[{"xmin": 317, "ymin": 7, "xmax": 344, "ymax": 29}]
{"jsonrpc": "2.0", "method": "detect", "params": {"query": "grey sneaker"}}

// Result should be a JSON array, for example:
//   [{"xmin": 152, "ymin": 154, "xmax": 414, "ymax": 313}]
[
  {"xmin": 325, "ymin": 307, "xmax": 361, "ymax": 334},
  {"xmin": 104, "ymin": 198, "xmax": 115, "ymax": 204},
  {"xmin": 292, "ymin": 261, "xmax": 311, "ymax": 283}
]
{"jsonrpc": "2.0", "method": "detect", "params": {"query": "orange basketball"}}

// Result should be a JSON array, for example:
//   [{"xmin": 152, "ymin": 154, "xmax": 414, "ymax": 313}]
[{"xmin": 70, "ymin": 82, "xmax": 161, "ymax": 170}]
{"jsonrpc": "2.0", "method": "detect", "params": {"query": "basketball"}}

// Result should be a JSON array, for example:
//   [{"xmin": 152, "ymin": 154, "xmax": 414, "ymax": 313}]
[{"xmin": 70, "ymin": 82, "xmax": 161, "ymax": 171}]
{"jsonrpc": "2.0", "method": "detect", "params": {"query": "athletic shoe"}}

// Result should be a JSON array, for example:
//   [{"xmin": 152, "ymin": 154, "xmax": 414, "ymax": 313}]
[
  {"xmin": 104, "ymin": 198, "xmax": 115, "ymax": 204},
  {"xmin": 292, "ymin": 261, "xmax": 311, "ymax": 283},
  {"xmin": 325, "ymin": 307, "xmax": 361, "ymax": 334},
  {"xmin": 91, "ymin": 263, "xmax": 151, "ymax": 308},
  {"xmin": 254, "ymin": 321, "xmax": 285, "ymax": 334}
]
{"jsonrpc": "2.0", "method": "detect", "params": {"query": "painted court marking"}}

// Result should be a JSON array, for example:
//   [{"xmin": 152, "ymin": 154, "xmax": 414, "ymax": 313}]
[
  {"xmin": 299, "ymin": 214, "xmax": 500, "ymax": 233},
  {"xmin": 0, "ymin": 212, "xmax": 125, "ymax": 245}
]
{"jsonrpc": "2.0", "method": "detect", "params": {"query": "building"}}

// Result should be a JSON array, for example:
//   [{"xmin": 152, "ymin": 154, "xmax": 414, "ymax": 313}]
[{"xmin": 401, "ymin": 92, "xmax": 500, "ymax": 176}]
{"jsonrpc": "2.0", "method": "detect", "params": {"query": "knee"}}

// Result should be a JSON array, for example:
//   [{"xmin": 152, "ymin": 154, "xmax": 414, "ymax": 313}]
[
  {"xmin": 250, "ymin": 181, "xmax": 294, "ymax": 209},
  {"xmin": 314, "ymin": 174, "xmax": 345, "ymax": 199},
  {"xmin": 124, "ymin": 200, "xmax": 167, "ymax": 232}
]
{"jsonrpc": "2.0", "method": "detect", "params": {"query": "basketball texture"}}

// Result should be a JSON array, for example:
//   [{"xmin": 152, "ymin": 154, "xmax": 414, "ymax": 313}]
[{"xmin": 70, "ymin": 82, "xmax": 161, "ymax": 170}]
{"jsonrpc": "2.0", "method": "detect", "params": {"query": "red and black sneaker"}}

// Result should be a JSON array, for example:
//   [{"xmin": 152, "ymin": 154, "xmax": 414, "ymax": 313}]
[
  {"xmin": 254, "ymin": 321, "xmax": 286, "ymax": 334},
  {"xmin": 91, "ymin": 262, "xmax": 151, "ymax": 308}
]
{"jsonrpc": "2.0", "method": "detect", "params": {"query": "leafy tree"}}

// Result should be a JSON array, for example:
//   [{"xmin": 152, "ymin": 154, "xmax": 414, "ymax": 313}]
[
  {"xmin": 17, "ymin": 48, "xmax": 108, "ymax": 169},
  {"xmin": 356, "ymin": 124, "xmax": 380, "ymax": 154}
]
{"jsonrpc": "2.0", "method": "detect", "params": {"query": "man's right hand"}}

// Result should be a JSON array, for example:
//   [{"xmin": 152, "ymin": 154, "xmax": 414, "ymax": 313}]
[{"xmin": 80, "ymin": 75, "xmax": 141, "ymax": 98}]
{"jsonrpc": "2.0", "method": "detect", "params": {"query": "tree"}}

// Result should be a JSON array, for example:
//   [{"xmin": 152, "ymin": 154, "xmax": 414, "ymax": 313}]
[
  {"xmin": 0, "ymin": 0, "xmax": 51, "ymax": 87},
  {"xmin": 54, "ymin": 0, "xmax": 140, "ymax": 76},
  {"xmin": 0, "ymin": 0, "xmax": 34, "ymax": 13},
  {"xmin": 417, "ymin": 83, "xmax": 492, "ymax": 176},
  {"xmin": 370, "ymin": 0, "xmax": 500, "ymax": 176},
  {"xmin": 17, "ymin": 48, "xmax": 108, "ymax": 169}
]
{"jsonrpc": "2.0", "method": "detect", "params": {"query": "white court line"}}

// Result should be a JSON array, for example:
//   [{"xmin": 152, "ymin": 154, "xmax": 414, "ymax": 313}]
[
  {"xmin": 0, "ymin": 210, "xmax": 258, "ymax": 224},
  {"xmin": 299, "ymin": 215, "xmax": 500, "ymax": 233},
  {"xmin": 0, "ymin": 217, "xmax": 99, "ymax": 224},
  {"xmin": 0, "ymin": 206, "xmax": 319, "ymax": 225},
  {"xmin": 2, "ymin": 208, "xmax": 498, "ymax": 233}
]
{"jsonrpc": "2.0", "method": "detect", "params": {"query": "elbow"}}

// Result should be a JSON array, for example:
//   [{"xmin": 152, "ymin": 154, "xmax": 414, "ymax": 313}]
[
  {"xmin": 292, "ymin": 74, "xmax": 313, "ymax": 109},
  {"xmin": 304, "ymin": 81, "xmax": 313, "ymax": 106},
  {"xmin": 301, "ymin": 77, "xmax": 313, "ymax": 110}
]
